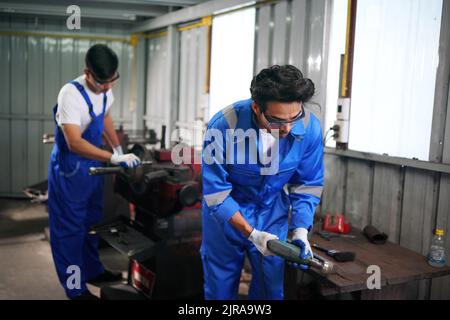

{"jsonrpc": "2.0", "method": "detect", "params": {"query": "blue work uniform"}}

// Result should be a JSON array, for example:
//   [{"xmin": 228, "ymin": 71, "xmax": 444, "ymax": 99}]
[
  {"xmin": 201, "ymin": 99, "xmax": 324, "ymax": 300},
  {"xmin": 48, "ymin": 81, "xmax": 107, "ymax": 298}
]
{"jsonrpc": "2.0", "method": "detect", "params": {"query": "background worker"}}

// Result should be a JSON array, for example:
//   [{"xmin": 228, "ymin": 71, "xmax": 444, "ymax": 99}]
[{"xmin": 48, "ymin": 44, "xmax": 141, "ymax": 300}]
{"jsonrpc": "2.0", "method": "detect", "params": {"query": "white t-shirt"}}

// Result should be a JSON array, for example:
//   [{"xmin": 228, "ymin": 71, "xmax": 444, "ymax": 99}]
[{"xmin": 56, "ymin": 75, "xmax": 114, "ymax": 133}]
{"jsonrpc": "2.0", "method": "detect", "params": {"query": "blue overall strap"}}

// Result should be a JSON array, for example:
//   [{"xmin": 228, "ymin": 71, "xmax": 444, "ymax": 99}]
[
  {"xmin": 102, "ymin": 92, "xmax": 107, "ymax": 115},
  {"xmin": 52, "ymin": 104, "xmax": 58, "ymax": 124},
  {"xmin": 69, "ymin": 81, "xmax": 96, "ymax": 119}
]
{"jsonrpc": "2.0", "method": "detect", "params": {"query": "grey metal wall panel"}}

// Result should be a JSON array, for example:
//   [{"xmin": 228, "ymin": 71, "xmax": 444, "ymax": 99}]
[
  {"xmin": 399, "ymin": 169, "xmax": 438, "ymax": 300},
  {"xmin": 10, "ymin": 120, "xmax": 27, "ymax": 193},
  {"xmin": 178, "ymin": 30, "xmax": 189, "ymax": 124},
  {"xmin": 167, "ymin": 26, "xmax": 181, "ymax": 145},
  {"xmin": 289, "ymin": 0, "xmax": 307, "ymax": 69},
  {"xmin": 272, "ymin": 1, "xmax": 288, "ymax": 66},
  {"xmin": 0, "ymin": 35, "xmax": 11, "ymax": 114},
  {"xmin": 431, "ymin": 174, "xmax": 450, "ymax": 299},
  {"xmin": 344, "ymin": 159, "xmax": 372, "ymax": 229},
  {"xmin": 178, "ymin": 27, "xmax": 207, "ymax": 122},
  {"xmin": 146, "ymin": 36, "xmax": 170, "ymax": 137},
  {"xmin": 370, "ymin": 164, "xmax": 403, "ymax": 243},
  {"xmin": 0, "ymin": 120, "xmax": 11, "ymax": 193},
  {"xmin": 27, "ymin": 37, "xmax": 44, "ymax": 115},
  {"xmin": 0, "ymin": 16, "xmax": 134, "ymax": 196},
  {"xmin": 27, "ymin": 120, "xmax": 41, "ymax": 186},
  {"xmin": 185, "ymin": 29, "xmax": 197, "ymax": 122},
  {"xmin": 400, "ymin": 169, "xmax": 438, "ymax": 254},
  {"xmin": 429, "ymin": 0, "xmax": 450, "ymax": 163},
  {"xmin": 110, "ymin": 42, "xmax": 123, "ymax": 121},
  {"xmin": 60, "ymin": 38, "xmax": 75, "ymax": 97},
  {"xmin": 321, "ymin": 154, "xmax": 346, "ymax": 215},
  {"xmin": 196, "ymin": 27, "xmax": 207, "ymax": 121},
  {"xmin": 254, "ymin": 0, "xmax": 330, "ymax": 124},
  {"xmin": 42, "ymin": 120, "xmax": 54, "ymax": 181},
  {"xmin": 43, "ymin": 37, "xmax": 61, "ymax": 116},
  {"xmin": 254, "ymin": 5, "xmax": 271, "ymax": 73},
  {"xmin": 170, "ymin": 25, "xmax": 208, "ymax": 147},
  {"xmin": 303, "ymin": 0, "xmax": 330, "ymax": 125},
  {"xmin": 11, "ymin": 36, "xmax": 27, "ymax": 115},
  {"xmin": 444, "ymin": 96, "xmax": 450, "ymax": 164}
]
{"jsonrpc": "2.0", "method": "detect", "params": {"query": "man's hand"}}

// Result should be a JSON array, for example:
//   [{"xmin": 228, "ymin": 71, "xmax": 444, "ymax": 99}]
[
  {"xmin": 110, "ymin": 153, "xmax": 141, "ymax": 168},
  {"xmin": 290, "ymin": 228, "xmax": 313, "ymax": 270},
  {"xmin": 248, "ymin": 229, "xmax": 279, "ymax": 256}
]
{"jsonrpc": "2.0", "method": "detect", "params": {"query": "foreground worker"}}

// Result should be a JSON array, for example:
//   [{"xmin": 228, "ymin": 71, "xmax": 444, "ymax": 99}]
[
  {"xmin": 201, "ymin": 65, "xmax": 324, "ymax": 299},
  {"xmin": 48, "ymin": 44, "xmax": 141, "ymax": 300}
]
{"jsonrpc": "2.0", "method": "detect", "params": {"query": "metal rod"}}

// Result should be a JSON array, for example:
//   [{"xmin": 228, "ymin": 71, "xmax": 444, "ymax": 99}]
[{"xmin": 267, "ymin": 239, "xmax": 335, "ymax": 274}]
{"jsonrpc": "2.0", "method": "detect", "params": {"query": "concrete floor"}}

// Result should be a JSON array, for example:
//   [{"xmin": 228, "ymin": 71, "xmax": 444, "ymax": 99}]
[{"xmin": 0, "ymin": 198, "xmax": 128, "ymax": 300}]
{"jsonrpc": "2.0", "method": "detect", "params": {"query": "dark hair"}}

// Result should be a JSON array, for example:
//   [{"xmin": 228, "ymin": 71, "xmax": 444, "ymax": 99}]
[
  {"xmin": 250, "ymin": 65, "xmax": 315, "ymax": 110},
  {"xmin": 85, "ymin": 44, "xmax": 119, "ymax": 80}
]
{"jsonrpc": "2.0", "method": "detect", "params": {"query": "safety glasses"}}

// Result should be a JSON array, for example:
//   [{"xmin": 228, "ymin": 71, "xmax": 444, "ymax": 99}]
[
  {"xmin": 89, "ymin": 70, "xmax": 120, "ymax": 86},
  {"xmin": 259, "ymin": 105, "xmax": 305, "ymax": 129}
]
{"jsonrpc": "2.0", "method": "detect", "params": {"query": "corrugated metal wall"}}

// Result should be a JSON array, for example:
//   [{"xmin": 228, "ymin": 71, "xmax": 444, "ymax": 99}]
[
  {"xmin": 143, "ymin": 24, "xmax": 208, "ymax": 148},
  {"xmin": 177, "ymin": 25, "xmax": 208, "ymax": 148},
  {"xmin": 0, "ymin": 15, "xmax": 135, "ymax": 196},
  {"xmin": 254, "ymin": 0, "xmax": 331, "ymax": 126},
  {"xmin": 145, "ymin": 35, "xmax": 170, "ymax": 142},
  {"xmin": 178, "ymin": 26, "xmax": 208, "ymax": 125}
]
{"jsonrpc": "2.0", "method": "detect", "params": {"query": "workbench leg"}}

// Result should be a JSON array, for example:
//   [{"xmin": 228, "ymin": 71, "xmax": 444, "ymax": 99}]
[{"xmin": 284, "ymin": 266, "xmax": 298, "ymax": 299}]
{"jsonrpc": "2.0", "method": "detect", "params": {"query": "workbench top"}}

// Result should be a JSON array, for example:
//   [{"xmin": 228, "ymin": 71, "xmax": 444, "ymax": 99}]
[{"xmin": 308, "ymin": 228, "xmax": 450, "ymax": 297}]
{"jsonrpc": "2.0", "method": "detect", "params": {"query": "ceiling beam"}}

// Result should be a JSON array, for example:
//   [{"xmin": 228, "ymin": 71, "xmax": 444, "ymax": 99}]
[
  {"xmin": 83, "ymin": 0, "xmax": 204, "ymax": 7},
  {"xmin": 132, "ymin": 0, "xmax": 256, "ymax": 32},
  {"xmin": 0, "ymin": 2, "xmax": 169, "ymax": 20}
]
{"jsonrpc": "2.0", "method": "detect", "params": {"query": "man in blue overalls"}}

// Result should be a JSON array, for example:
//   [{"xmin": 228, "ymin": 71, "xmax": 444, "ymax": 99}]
[
  {"xmin": 201, "ymin": 65, "xmax": 324, "ymax": 299},
  {"xmin": 48, "ymin": 44, "xmax": 141, "ymax": 300}
]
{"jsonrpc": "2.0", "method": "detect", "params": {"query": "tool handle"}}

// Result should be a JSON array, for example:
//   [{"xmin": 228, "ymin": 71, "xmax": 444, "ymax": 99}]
[
  {"xmin": 89, "ymin": 166, "xmax": 124, "ymax": 176},
  {"xmin": 311, "ymin": 243, "xmax": 330, "ymax": 254},
  {"xmin": 267, "ymin": 240, "xmax": 334, "ymax": 274}
]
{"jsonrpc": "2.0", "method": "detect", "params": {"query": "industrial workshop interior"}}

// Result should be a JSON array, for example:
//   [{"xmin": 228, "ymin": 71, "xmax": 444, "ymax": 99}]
[{"xmin": 0, "ymin": 0, "xmax": 450, "ymax": 304}]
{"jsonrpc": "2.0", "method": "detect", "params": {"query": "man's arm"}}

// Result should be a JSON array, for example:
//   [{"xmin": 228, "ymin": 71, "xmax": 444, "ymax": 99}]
[
  {"xmin": 61, "ymin": 124, "xmax": 113, "ymax": 162},
  {"xmin": 288, "ymin": 116, "xmax": 324, "ymax": 232},
  {"xmin": 229, "ymin": 212, "xmax": 254, "ymax": 238},
  {"xmin": 103, "ymin": 111, "xmax": 121, "ymax": 149}
]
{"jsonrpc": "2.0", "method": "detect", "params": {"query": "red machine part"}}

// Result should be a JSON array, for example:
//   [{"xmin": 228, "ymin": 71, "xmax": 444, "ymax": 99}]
[
  {"xmin": 322, "ymin": 214, "xmax": 351, "ymax": 234},
  {"xmin": 130, "ymin": 260, "xmax": 156, "ymax": 298}
]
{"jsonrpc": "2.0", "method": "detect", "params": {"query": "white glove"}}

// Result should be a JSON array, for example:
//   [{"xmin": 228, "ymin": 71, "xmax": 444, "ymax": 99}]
[
  {"xmin": 110, "ymin": 153, "xmax": 141, "ymax": 168},
  {"xmin": 248, "ymin": 228, "xmax": 279, "ymax": 256},
  {"xmin": 113, "ymin": 145, "xmax": 123, "ymax": 156},
  {"xmin": 292, "ymin": 228, "xmax": 314, "ymax": 258}
]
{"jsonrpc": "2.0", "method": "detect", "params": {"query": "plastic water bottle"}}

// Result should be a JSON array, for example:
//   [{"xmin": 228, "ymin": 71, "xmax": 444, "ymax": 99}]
[{"xmin": 427, "ymin": 229, "xmax": 446, "ymax": 268}]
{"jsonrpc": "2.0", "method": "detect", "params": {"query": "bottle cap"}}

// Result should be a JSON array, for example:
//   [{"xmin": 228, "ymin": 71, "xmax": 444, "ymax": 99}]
[{"xmin": 436, "ymin": 229, "xmax": 444, "ymax": 236}]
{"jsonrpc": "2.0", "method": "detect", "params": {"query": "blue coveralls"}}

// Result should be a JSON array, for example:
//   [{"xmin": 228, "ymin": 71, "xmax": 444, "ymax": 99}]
[
  {"xmin": 201, "ymin": 99, "xmax": 324, "ymax": 300},
  {"xmin": 48, "ymin": 81, "xmax": 106, "ymax": 298}
]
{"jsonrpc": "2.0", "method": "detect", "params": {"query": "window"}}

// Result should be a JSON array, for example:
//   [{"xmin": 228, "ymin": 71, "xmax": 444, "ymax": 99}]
[
  {"xmin": 326, "ymin": 0, "xmax": 443, "ymax": 160},
  {"xmin": 208, "ymin": 7, "xmax": 256, "ymax": 121},
  {"xmin": 350, "ymin": 0, "xmax": 442, "ymax": 160}
]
